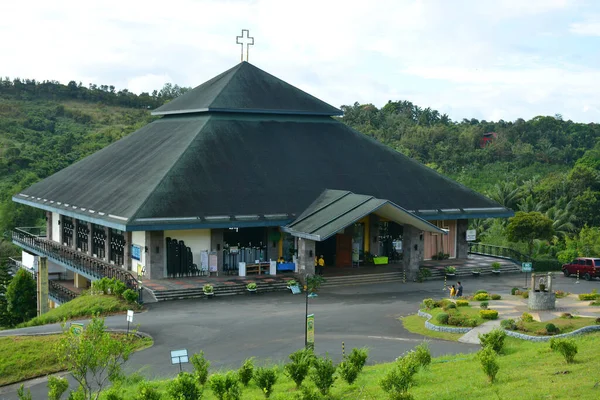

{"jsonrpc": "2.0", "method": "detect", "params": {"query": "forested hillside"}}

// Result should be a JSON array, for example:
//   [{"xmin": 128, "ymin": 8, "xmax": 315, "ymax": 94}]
[{"xmin": 1, "ymin": 81, "xmax": 599, "ymax": 263}]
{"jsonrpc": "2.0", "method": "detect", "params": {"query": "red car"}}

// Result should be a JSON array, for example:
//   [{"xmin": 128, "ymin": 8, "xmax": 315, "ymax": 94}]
[{"xmin": 562, "ymin": 258, "xmax": 600, "ymax": 281}]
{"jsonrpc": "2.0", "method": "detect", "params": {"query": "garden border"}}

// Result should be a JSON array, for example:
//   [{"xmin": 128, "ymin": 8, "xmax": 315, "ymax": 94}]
[
  {"xmin": 504, "ymin": 325, "xmax": 600, "ymax": 342},
  {"xmin": 418, "ymin": 310, "xmax": 472, "ymax": 334}
]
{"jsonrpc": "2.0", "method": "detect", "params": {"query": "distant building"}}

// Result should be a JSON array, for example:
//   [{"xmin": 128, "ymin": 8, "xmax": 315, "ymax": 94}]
[{"xmin": 480, "ymin": 132, "xmax": 498, "ymax": 148}]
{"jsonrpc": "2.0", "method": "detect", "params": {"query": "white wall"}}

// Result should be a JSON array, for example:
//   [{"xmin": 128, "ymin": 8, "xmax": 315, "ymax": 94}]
[
  {"xmin": 164, "ymin": 229, "xmax": 211, "ymax": 267},
  {"xmin": 52, "ymin": 212, "xmax": 60, "ymax": 242},
  {"xmin": 131, "ymin": 231, "xmax": 146, "ymax": 275}
]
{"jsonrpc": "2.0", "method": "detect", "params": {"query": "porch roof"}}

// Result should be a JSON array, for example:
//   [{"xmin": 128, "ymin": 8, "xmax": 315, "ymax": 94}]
[{"xmin": 282, "ymin": 189, "xmax": 446, "ymax": 242}]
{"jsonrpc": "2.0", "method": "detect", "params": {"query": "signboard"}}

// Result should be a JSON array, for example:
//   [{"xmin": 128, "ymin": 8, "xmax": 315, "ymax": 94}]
[
  {"xmin": 522, "ymin": 262, "xmax": 533, "ymax": 272},
  {"xmin": 306, "ymin": 314, "xmax": 315, "ymax": 347},
  {"xmin": 21, "ymin": 251, "xmax": 38, "ymax": 271},
  {"xmin": 466, "ymin": 230, "xmax": 477, "ymax": 242},
  {"xmin": 170, "ymin": 349, "xmax": 189, "ymax": 365},
  {"xmin": 127, "ymin": 310, "xmax": 134, "ymax": 323},
  {"xmin": 200, "ymin": 251, "xmax": 209, "ymax": 272},
  {"xmin": 290, "ymin": 285, "xmax": 301, "ymax": 294},
  {"xmin": 229, "ymin": 246, "xmax": 239, "ymax": 254},
  {"xmin": 70, "ymin": 322, "xmax": 84, "ymax": 336},
  {"xmin": 131, "ymin": 245, "xmax": 142, "ymax": 261},
  {"xmin": 209, "ymin": 252, "xmax": 218, "ymax": 273}
]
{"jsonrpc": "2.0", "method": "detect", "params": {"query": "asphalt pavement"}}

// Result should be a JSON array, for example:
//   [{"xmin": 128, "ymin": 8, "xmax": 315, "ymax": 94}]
[{"xmin": 1, "ymin": 272, "xmax": 597, "ymax": 399}]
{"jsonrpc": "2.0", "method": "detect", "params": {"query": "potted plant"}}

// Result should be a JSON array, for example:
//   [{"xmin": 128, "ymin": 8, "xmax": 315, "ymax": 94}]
[
  {"xmin": 286, "ymin": 279, "xmax": 298, "ymax": 289},
  {"xmin": 472, "ymin": 268, "xmax": 481, "ymax": 276},
  {"xmin": 246, "ymin": 282, "xmax": 257, "ymax": 293},
  {"xmin": 491, "ymin": 262, "xmax": 501, "ymax": 274},
  {"xmin": 203, "ymin": 283, "xmax": 214, "ymax": 297},
  {"xmin": 445, "ymin": 266, "xmax": 456, "ymax": 277}
]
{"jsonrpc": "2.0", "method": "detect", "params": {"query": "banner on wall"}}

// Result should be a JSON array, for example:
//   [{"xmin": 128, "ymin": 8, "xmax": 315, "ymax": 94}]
[
  {"xmin": 131, "ymin": 245, "xmax": 141, "ymax": 261},
  {"xmin": 209, "ymin": 252, "xmax": 218, "ymax": 272}
]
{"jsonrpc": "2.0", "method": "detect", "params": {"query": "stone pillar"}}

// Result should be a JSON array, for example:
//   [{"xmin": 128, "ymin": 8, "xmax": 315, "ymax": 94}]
[
  {"xmin": 123, "ymin": 231, "xmax": 132, "ymax": 271},
  {"xmin": 210, "ymin": 229, "xmax": 224, "ymax": 274},
  {"xmin": 87, "ymin": 222, "xmax": 93, "ymax": 255},
  {"xmin": 104, "ymin": 226, "xmax": 110, "ymax": 262},
  {"xmin": 145, "ymin": 231, "xmax": 165, "ymax": 279},
  {"xmin": 369, "ymin": 215, "xmax": 380, "ymax": 256},
  {"xmin": 37, "ymin": 257, "xmax": 49, "ymax": 316},
  {"xmin": 73, "ymin": 272, "xmax": 88, "ymax": 289},
  {"xmin": 266, "ymin": 227, "xmax": 280, "ymax": 261},
  {"xmin": 46, "ymin": 212, "xmax": 52, "ymax": 241},
  {"xmin": 402, "ymin": 225, "xmax": 424, "ymax": 281},
  {"xmin": 456, "ymin": 219, "xmax": 469, "ymax": 259},
  {"xmin": 297, "ymin": 237, "xmax": 316, "ymax": 277}
]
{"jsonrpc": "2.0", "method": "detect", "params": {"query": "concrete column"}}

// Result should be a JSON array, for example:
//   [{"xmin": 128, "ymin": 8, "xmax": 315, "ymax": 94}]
[
  {"xmin": 369, "ymin": 215, "xmax": 380, "ymax": 256},
  {"xmin": 46, "ymin": 212, "xmax": 52, "ymax": 240},
  {"xmin": 210, "ymin": 229, "xmax": 224, "ymax": 274},
  {"xmin": 73, "ymin": 272, "xmax": 88, "ymax": 289},
  {"xmin": 123, "ymin": 231, "xmax": 132, "ymax": 271},
  {"xmin": 104, "ymin": 226, "xmax": 110, "ymax": 261},
  {"xmin": 266, "ymin": 227, "xmax": 280, "ymax": 261},
  {"xmin": 37, "ymin": 257, "xmax": 49, "ymax": 316},
  {"xmin": 456, "ymin": 219, "xmax": 469, "ymax": 259},
  {"xmin": 72, "ymin": 219, "xmax": 78, "ymax": 249},
  {"xmin": 402, "ymin": 225, "xmax": 424, "ymax": 281},
  {"xmin": 145, "ymin": 231, "xmax": 165, "ymax": 279},
  {"xmin": 297, "ymin": 238, "xmax": 316, "ymax": 277},
  {"xmin": 87, "ymin": 222, "xmax": 93, "ymax": 255}
]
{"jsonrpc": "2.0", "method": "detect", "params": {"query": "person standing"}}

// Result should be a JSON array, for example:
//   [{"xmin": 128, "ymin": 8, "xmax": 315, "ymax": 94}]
[
  {"xmin": 318, "ymin": 255, "xmax": 325, "ymax": 275},
  {"xmin": 456, "ymin": 281, "xmax": 463, "ymax": 298},
  {"xmin": 314, "ymin": 256, "xmax": 319, "ymax": 275},
  {"xmin": 449, "ymin": 284, "xmax": 456, "ymax": 298}
]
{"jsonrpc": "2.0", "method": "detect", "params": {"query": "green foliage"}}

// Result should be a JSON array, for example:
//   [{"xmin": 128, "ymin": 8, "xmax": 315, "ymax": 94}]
[
  {"xmin": 17, "ymin": 384, "xmax": 32, "ymax": 400},
  {"xmin": 550, "ymin": 338, "xmax": 578, "ymax": 363},
  {"xmin": 203, "ymin": 284, "xmax": 214, "ymax": 294},
  {"xmin": 422, "ymin": 298, "xmax": 435, "ymax": 310},
  {"xmin": 122, "ymin": 289, "xmax": 138, "ymax": 304},
  {"xmin": 507, "ymin": 211, "xmax": 555, "ymax": 257},
  {"xmin": 477, "ymin": 346, "xmax": 499, "ymax": 383},
  {"xmin": 310, "ymin": 355, "xmax": 337, "ymax": 395},
  {"xmin": 167, "ymin": 372, "xmax": 202, "ymax": 400},
  {"xmin": 380, "ymin": 350, "xmax": 424, "ymax": 400},
  {"xmin": 511, "ymin": 287, "xmax": 519, "ymax": 295},
  {"xmin": 474, "ymin": 290, "xmax": 488, "ymax": 295},
  {"xmin": 246, "ymin": 282, "xmax": 257, "ymax": 290},
  {"xmin": 501, "ymin": 319, "xmax": 517, "ymax": 330},
  {"xmin": 0, "ymin": 262, "xmax": 14, "ymax": 327},
  {"xmin": 104, "ymin": 388, "xmax": 124, "ymax": 400},
  {"xmin": 521, "ymin": 291, "xmax": 529, "ymax": 299},
  {"xmin": 347, "ymin": 347, "xmax": 369, "ymax": 372},
  {"xmin": 545, "ymin": 323, "xmax": 559, "ymax": 334},
  {"xmin": 480, "ymin": 301, "xmax": 489, "ymax": 309},
  {"xmin": 209, "ymin": 371, "xmax": 240, "ymax": 400},
  {"xmin": 473, "ymin": 293, "xmax": 490, "ymax": 301},
  {"xmin": 444, "ymin": 266, "xmax": 456, "ymax": 274},
  {"xmin": 338, "ymin": 360, "xmax": 359, "ymax": 385},
  {"xmin": 442, "ymin": 302, "xmax": 456, "ymax": 311},
  {"xmin": 135, "ymin": 381, "xmax": 162, "ymax": 400},
  {"xmin": 306, "ymin": 275, "xmax": 326, "ymax": 293},
  {"xmin": 254, "ymin": 367, "xmax": 278, "ymax": 398},
  {"xmin": 284, "ymin": 348, "xmax": 313, "ymax": 388},
  {"xmin": 435, "ymin": 312, "xmax": 449, "ymax": 324},
  {"xmin": 521, "ymin": 312, "xmax": 534, "ymax": 322},
  {"xmin": 456, "ymin": 300, "xmax": 469, "ymax": 307},
  {"xmin": 578, "ymin": 293, "xmax": 600, "ymax": 301},
  {"xmin": 478, "ymin": 329, "xmax": 506, "ymax": 353},
  {"xmin": 48, "ymin": 376, "xmax": 69, "ymax": 400},
  {"xmin": 91, "ymin": 277, "xmax": 126, "ymax": 296},
  {"xmin": 238, "ymin": 358, "xmax": 254, "ymax": 387},
  {"xmin": 413, "ymin": 342, "xmax": 432, "ymax": 369},
  {"xmin": 491, "ymin": 262, "xmax": 501, "ymax": 270},
  {"xmin": 190, "ymin": 351, "xmax": 210, "ymax": 386},
  {"xmin": 479, "ymin": 310, "xmax": 499, "ymax": 320},
  {"xmin": 416, "ymin": 268, "xmax": 431, "ymax": 282},
  {"xmin": 6, "ymin": 269, "xmax": 36, "ymax": 324},
  {"xmin": 294, "ymin": 385, "xmax": 322, "ymax": 400},
  {"xmin": 491, "ymin": 294, "xmax": 502, "ymax": 300}
]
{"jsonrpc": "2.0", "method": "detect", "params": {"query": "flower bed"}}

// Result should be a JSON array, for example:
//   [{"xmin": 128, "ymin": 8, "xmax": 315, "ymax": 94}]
[
  {"xmin": 503, "ymin": 315, "xmax": 600, "ymax": 336},
  {"xmin": 420, "ymin": 304, "xmax": 485, "ymax": 329}
]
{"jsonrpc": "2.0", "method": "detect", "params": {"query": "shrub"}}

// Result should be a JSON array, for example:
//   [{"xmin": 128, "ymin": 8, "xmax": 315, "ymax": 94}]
[
  {"xmin": 560, "ymin": 313, "xmax": 573, "ymax": 319},
  {"xmin": 473, "ymin": 293, "xmax": 490, "ymax": 301},
  {"xmin": 413, "ymin": 342, "xmax": 432, "ymax": 368},
  {"xmin": 111, "ymin": 280, "xmax": 127, "ymax": 296},
  {"xmin": 191, "ymin": 351, "xmax": 210, "ymax": 386},
  {"xmin": 521, "ymin": 312, "xmax": 534, "ymax": 322},
  {"xmin": 422, "ymin": 298, "xmax": 435, "ymax": 310},
  {"xmin": 480, "ymin": 310, "xmax": 499, "ymax": 320},
  {"xmin": 435, "ymin": 312, "xmax": 449, "ymax": 324},
  {"xmin": 511, "ymin": 287, "xmax": 519, "ymax": 295},
  {"xmin": 435, "ymin": 299, "xmax": 452, "ymax": 309},
  {"xmin": 491, "ymin": 294, "xmax": 501, "ymax": 300},
  {"xmin": 203, "ymin": 284, "xmax": 214, "ymax": 294},
  {"xmin": 491, "ymin": 262, "xmax": 501, "ymax": 270},
  {"xmin": 338, "ymin": 360, "xmax": 360, "ymax": 385},
  {"xmin": 456, "ymin": 300, "xmax": 469, "ymax": 307},
  {"xmin": 475, "ymin": 290, "xmax": 488, "ymax": 295},
  {"xmin": 590, "ymin": 300, "xmax": 600, "ymax": 306},
  {"xmin": 167, "ymin": 372, "xmax": 201, "ymax": 400},
  {"xmin": 254, "ymin": 367, "xmax": 278, "ymax": 398},
  {"xmin": 550, "ymin": 338, "xmax": 578, "ymax": 364},
  {"xmin": 238, "ymin": 358, "xmax": 254, "ymax": 387},
  {"xmin": 480, "ymin": 301, "xmax": 489, "ymax": 309},
  {"xmin": 294, "ymin": 385, "xmax": 321, "ymax": 400},
  {"xmin": 545, "ymin": 323, "xmax": 559, "ymax": 334},
  {"xmin": 310, "ymin": 355, "xmax": 337, "ymax": 395},
  {"xmin": 47, "ymin": 376, "xmax": 69, "ymax": 400},
  {"xmin": 500, "ymin": 319, "xmax": 516, "ymax": 330},
  {"xmin": 448, "ymin": 314, "xmax": 477, "ymax": 327},
  {"xmin": 521, "ymin": 290, "xmax": 529, "ymax": 299},
  {"xmin": 122, "ymin": 289, "xmax": 138, "ymax": 304},
  {"xmin": 286, "ymin": 280, "xmax": 297, "ymax": 287},
  {"xmin": 380, "ymin": 354, "xmax": 420, "ymax": 400},
  {"xmin": 104, "ymin": 388, "xmax": 124, "ymax": 400},
  {"xmin": 443, "ymin": 303, "xmax": 456, "ymax": 311},
  {"xmin": 347, "ymin": 347, "xmax": 368, "ymax": 372},
  {"xmin": 284, "ymin": 348, "xmax": 314, "ymax": 388},
  {"xmin": 135, "ymin": 381, "xmax": 162, "ymax": 400},
  {"xmin": 554, "ymin": 290, "xmax": 568, "ymax": 298},
  {"xmin": 578, "ymin": 293, "xmax": 600, "ymax": 301},
  {"xmin": 477, "ymin": 346, "xmax": 499, "ymax": 383},
  {"xmin": 246, "ymin": 282, "xmax": 257, "ymax": 290},
  {"xmin": 210, "ymin": 372, "xmax": 241, "ymax": 400},
  {"xmin": 444, "ymin": 266, "xmax": 456, "ymax": 274},
  {"xmin": 478, "ymin": 328, "xmax": 506, "ymax": 353}
]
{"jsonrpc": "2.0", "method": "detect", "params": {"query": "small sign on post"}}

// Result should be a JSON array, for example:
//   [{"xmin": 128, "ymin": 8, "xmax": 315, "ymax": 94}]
[
  {"xmin": 466, "ymin": 230, "xmax": 477, "ymax": 241},
  {"xmin": 126, "ymin": 309, "xmax": 134, "ymax": 334},
  {"xmin": 70, "ymin": 322, "xmax": 84, "ymax": 336},
  {"xmin": 306, "ymin": 314, "xmax": 315, "ymax": 350},
  {"xmin": 170, "ymin": 349, "xmax": 189, "ymax": 373},
  {"xmin": 522, "ymin": 262, "xmax": 533, "ymax": 289}
]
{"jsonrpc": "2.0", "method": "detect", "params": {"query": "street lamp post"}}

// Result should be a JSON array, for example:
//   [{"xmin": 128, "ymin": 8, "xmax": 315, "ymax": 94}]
[{"xmin": 304, "ymin": 274, "xmax": 309, "ymax": 348}]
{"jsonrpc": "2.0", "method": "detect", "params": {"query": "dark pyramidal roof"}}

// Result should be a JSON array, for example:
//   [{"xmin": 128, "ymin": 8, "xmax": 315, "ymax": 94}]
[{"xmin": 15, "ymin": 62, "xmax": 511, "ymax": 231}]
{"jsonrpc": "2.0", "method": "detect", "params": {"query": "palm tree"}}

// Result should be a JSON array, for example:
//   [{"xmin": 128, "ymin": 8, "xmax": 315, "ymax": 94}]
[
  {"xmin": 545, "ymin": 203, "xmax": 576, "ymax": 239},
  {"xmin": 486, "ymin": 181, "xmax": 522, "ymax": 210},
  {"xmin": 517, "ymin": 195, "xmax": 546, "ymax": 213}
]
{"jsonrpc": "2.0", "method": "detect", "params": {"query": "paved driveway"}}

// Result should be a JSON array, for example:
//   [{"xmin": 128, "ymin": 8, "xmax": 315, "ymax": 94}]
[{"xmin": 1, "ymin": 272, "xmax": 597, "ymax": 399}]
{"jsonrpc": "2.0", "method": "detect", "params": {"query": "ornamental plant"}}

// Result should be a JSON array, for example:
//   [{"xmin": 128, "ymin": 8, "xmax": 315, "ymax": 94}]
[
  {"xmin": 444, "ymin": 266, "xmax": 456, "ymax": 274},
  {"xmin": 254, "ymin": 367, "xmax": 278, "ymax": 398},
  {"xmin": 456, "ymin": 300, "xmax": 469, "ymax": 307},
  {"xmin": 550, "ymin": 338, "xmax": 578, "ymax": 363},
  {"xmin": 238, "ymin": 357, "xmax": 255, "ymax": 386},
  {"xmin": 478, "ymin": 328, "xmax": 506, "ymax": 354},
  {"xmin": 310, "ymin": 354, "xmax": 337, "ymax": 395},
  {"xmin": 284, "ymin": 348, "xmax": 314, "ymax": 388},
  {"xmin": 246, "ymin": 282, "xmax": 257, "ymax": 291},
  {"xmin": 473, "ymin": 293, "xmax": 490, "ymax": 301},
  {"xmin": 480, "ymin": 310, "xmax": 499, "ymax": 320},
  {"xmin": 491, "ymin": 294, "xmax": 501, "ymax": 300},
  {"xmin": 210, "ymin": 371, "xmax": 241, "ymax": 400},
  {"xmin": 190, "ymin": 351, "xmax": 210, "ymax": 385},
  {"xmin": 286, "ymin": 279, "xmax": 297, "ymax": 287},
  {"xmin": 491, "ymin": 262, "xmax": 501, "ymax": 271},
  {"xmin": 203, "ymin": 284, "xmax": 214, "ymax": 294},
  {"xmin": 477, "ymin": 346, "xmax": 499, "ymax": 383}
]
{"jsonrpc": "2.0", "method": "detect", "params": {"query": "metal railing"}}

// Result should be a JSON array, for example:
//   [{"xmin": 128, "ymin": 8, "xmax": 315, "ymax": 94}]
[
  {"xmin": 7, "ymin": 257, "xmax": 79, "ymax": 304},
  {"xmin": 12, "ymin": 229, "xmax": 138, "ymax": 290},
  {"xmin": 468, "ymin": 242, "xmax": 532, "ymax": 264}
]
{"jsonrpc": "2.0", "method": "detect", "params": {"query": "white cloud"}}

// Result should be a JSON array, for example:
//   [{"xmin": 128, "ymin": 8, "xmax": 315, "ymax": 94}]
[{"xmin": 570, "ymin": 16, "xmax": 600, "ymax": 36}]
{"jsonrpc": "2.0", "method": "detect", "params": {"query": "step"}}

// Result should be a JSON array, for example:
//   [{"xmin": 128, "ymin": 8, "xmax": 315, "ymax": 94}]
[{"xmin": 151, "ymin": 282, "xmax": 290, "ymax": 301}]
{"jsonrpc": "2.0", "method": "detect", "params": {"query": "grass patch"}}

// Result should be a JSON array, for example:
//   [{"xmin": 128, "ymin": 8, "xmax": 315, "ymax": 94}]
[
  {"xmin": 509, "ymin": 316, "xmax": 600, "ymax": 336},
  {"xmin": 0, "ymin": 333, "xmax": 151, "ymax": 386},
  {"xmin": 401, "ymin": 315, "xmax": 463, "ymax": 341},
  {"xmin": 101, "ymin": 333, "xmax": 600, "ymax": 399},
  {"xmin": 426, "ymin": 306, "xmax": 486, "ymax": 327},
  {"xmin": 17, "ymin": 294, "xmax": 140, "ymax": 328}
]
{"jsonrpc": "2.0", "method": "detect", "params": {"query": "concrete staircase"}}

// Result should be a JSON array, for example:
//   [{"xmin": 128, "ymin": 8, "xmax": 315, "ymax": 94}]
[
  {"xmin": 151, "ymin": 280, "xmax": 290, "ymax": 301},
  {"xmin": 422, "ymin": 258, "xmax": 520, "ymax": 279},
  {"xmin": 321, "ymin": 271, "xmax": 405, "ymax": 287}
]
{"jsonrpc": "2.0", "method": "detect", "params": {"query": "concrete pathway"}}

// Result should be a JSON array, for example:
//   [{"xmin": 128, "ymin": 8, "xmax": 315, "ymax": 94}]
[{"xmin": 458, "ymin": 320, "xmax": 502, "ymax": 344}]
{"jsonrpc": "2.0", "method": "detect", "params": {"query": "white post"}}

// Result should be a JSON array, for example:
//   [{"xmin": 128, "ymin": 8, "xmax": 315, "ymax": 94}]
[
  {"xmin": 239, "ymin": 262, "xmax": 246, "ymax": 277},
  {"xmin": 269, "ymin": 260, "xmax": 277, "ymax": 276}
]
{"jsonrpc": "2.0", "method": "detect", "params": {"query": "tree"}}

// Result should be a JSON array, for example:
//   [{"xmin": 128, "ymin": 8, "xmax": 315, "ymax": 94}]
[
  {"xmin": 506, "ymin": 212, "xmax": 555, "ymax": 258},
  {"xmin": 0, "ymin": 262, "xmax": 14, "ymax": 327},
  {"xmin": 56, "ymin": 316, "xmax": 134, "ymax": 400},
  {"xmin": 6, "ymin": 268, "xmax": 36, "ymax": 324}
]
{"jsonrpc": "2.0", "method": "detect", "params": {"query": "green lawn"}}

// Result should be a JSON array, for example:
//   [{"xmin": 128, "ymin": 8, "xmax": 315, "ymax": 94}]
[
  {"xmin": 99, "ymin": 333, "xmax": 600, "ymax": 399},
  {"xmin": 17, "ymin": 294, "xmax": 140, "ymax": 328},
  {"xmin": 0, "ymin": 334, "xmax": 151, "ymax": 386},
  {"xmin": 401, "ymin": 315, "xmax": 463, "ymax": 341},
  {"xmin": 509, "ymin": 316, "xmax": 600, "ymax": 336}
]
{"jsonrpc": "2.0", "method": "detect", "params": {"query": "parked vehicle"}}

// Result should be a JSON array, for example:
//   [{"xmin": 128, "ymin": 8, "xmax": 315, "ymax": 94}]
[{"xmin": 562, "ymin": 258, "xmax": 600, "ymax": 281}]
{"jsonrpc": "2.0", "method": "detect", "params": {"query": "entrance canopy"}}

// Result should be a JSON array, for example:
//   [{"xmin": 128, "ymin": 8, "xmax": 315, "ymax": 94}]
[{"xmin": 282, "ymin": 189, "xmax": 446, "ymax": 241}]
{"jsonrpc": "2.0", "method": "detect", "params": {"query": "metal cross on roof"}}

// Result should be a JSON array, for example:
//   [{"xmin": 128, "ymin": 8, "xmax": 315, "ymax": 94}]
[{"xmin": 236, "ymin": 29, "xmax": 254, "ymax": 62}]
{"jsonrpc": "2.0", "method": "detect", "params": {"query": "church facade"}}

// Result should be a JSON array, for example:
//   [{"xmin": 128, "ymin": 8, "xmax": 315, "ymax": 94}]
[{"xmin": 12, "ymin": 62, "xmax": 513, "ymax": 293}]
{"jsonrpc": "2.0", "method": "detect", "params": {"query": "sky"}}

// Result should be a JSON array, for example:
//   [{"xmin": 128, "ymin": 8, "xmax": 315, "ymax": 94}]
[{"xmin": 2, "ymin": 0, "xmax": 600, "ymax": 123}]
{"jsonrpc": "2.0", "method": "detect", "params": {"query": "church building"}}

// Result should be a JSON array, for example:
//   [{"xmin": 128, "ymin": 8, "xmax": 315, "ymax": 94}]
[{"xmin": 12, "ymin": 61, "xmax": 513, "ymax": 295}]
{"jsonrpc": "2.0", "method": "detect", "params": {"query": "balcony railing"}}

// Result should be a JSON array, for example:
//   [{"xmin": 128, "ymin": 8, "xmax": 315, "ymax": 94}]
[
  {"xmin": 8, "ymin": 257, "xmax": 79, "ymax": 304},
  {"xmin": 12, "ymin": 229, "xmax": 138, "ymax": 290},
  {"xmin": 468, "ymin": 242, "xmax": 531, "ymax": 264}
]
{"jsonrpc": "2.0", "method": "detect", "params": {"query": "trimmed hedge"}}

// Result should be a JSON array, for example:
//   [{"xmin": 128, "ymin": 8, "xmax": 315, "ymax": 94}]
[
  {"xmin": 480, "ymin": 310, "xmax": 499, "ymax": 320},
  {"xmin": 578, "ymin": 293, "xmax": 600, "ymax": 301},
  {"xmin": 473, "ymin": 293, "xmax": 490, "ymax": 301},
  {"xmin": 490, "ymin": 294, "xmax": 502, "ymax": 300},
  {"xmin": 456, "ymin": 300, "xmax": 469, "ymax": 307}
]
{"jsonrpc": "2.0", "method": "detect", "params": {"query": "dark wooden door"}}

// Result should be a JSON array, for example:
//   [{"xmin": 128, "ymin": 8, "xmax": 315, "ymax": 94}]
[{"xmin": 336, "ymin": 234, "xmax": 352, "ymax": 267}]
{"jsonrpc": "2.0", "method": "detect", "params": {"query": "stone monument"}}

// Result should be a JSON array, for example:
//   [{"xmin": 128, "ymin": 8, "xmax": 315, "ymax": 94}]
[{"xmin": 528, "ymin": 272, "xmax": 556, "ymax": 311}]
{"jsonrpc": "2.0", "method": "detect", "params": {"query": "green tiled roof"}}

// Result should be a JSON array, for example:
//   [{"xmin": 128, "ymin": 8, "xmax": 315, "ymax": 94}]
[{"xmin": 152, "ymin": 62, "xmax": 342, "ymax": 117}]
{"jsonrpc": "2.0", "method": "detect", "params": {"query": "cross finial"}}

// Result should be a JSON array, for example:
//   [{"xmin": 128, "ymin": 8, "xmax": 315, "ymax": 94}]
[{"xmin": 236, "ymin": 29, "xmax": 254, "ymax": 62}]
